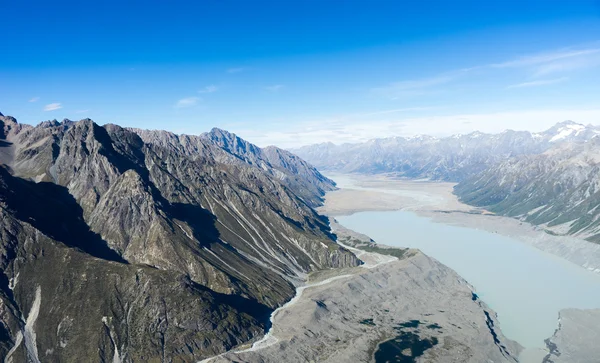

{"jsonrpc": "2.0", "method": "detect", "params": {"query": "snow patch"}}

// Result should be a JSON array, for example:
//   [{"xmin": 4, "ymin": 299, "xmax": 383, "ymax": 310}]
[{"xmin": 550, "ymin": 124, "xmax": 585, "ymax": 142}]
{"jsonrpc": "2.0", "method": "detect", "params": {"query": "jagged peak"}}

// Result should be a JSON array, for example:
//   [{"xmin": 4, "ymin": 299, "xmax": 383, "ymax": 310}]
[
  {"xmin": 0, "ymin": 114, "xmax": 18, "ymax": 124},
  {"xmin": 544, "ymin": 120, "xmax": 585, "ymax": 133},
  {"xmin": 208, "ymin": 127, "xmax": 236, "ymax": 138},
  {"xmin": 203, "ymin": 127, "xmax": 262, "ymax": 155},
  {"xmin": 556, "ymin": 120, "xmax": 582, "ymax": 127},
  {"xmin": 0, "ymin": 111, "xmax": 4, "ymax": 116}
]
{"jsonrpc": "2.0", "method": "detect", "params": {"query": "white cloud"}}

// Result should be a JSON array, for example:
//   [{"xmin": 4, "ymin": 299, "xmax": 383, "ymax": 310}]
[
  {"xmin": 233, "ymin": 108, "xmax": 600, "ymax": 148},
  {"xmin": 75, "ymin": 109, "xmax": 89, "ymax": 114},
  {"xmin": 175, "ymin": 97, "xmax": 200, "ymax": 108},
  {"xmin": 371, "ymin": 72, "xmax": 464, "ymax": 99},
  {"xmin": 265, "ymin": 84, "xmax": 284, "ymax": 92},
  {"xmin": 198, "ymin": 85, "xmax": 218, "ymax": 93},
  {"xmin": 492, "ymin": 48, "xmax": 600, "ymax": 68},
  {"xmin": 372, "ymin": 44, "xmax": 600, "ymax": 100},
  {"xmin": 43, "ymin": 103, "xmax": 62, "ymax": 111},
  {"xmin": 29, "ymin": 97, "xmax": 40, "ymax": 103},
  {"xmin": 493, "ymin": 46, "xmax": 600, "ymax": 77},
  {"xmin": 507, "ymin": 77, "xmax": 569, "ymax": 89},
  {"xmin": 227, "ymin": 67, "xmax": 245, "ymax": 74}
]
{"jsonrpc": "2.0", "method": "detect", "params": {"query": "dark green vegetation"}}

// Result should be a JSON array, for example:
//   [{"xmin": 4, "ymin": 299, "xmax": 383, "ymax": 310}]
[
  {"xmin": 397, "ymin": 320, "xmax": 421, "ymax": 328},
  {"xmin": 360, "ymin": 318, "xmax": 376, "ymax": 326},
  {"xmin": 0, "ymin": 113, "xmax": 360, "ymax": 362},
  {"xmin": 336, "ymin": 235, "xmax": 411, "ymax": 260},
  {"xmin": 356, "ymin": 244, "xmax": 410, "ymax": 259},
  {"xmin": 374, "ymin": 322, "xmax": 439, "ymax": 363}
]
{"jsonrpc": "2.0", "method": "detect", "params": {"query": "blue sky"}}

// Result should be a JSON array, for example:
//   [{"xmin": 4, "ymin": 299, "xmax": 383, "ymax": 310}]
[{"xmin": 2, "ymin": 0, "xmax": 600, "ymax": 147}]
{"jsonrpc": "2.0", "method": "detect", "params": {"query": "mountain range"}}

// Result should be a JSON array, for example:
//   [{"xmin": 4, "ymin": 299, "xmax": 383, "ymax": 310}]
[
  {"xmin": 293, "ymin": 121, "xmax": 600, "ymax": 242},
  {"xmin": 0, "ymin": 112, "xmax": 359, "ymax": 362},
  {"xmin": 292, "ymin": 121, "xmax": 600, "ymax": 180}
]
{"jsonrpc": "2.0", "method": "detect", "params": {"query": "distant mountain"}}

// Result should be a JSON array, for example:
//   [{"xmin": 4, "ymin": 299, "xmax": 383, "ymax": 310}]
[
  {"xmin": 455, "ymin": 135, "xmax": 600, "ymax": 243},
  {"xmin": 293, "ymin": 120, "xmax": 600, "ymax": 243},
  {"xmin": 291, "ymin": 121, "xmax": 600, "ymax": 181},
  {"xmin": 0, "ymin": 113, "xmax": 358, "ymax": 362}
]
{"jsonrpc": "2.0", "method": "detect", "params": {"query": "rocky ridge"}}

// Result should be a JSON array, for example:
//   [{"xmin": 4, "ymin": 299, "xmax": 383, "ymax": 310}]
[
  {"xmin": 0, "ymin": 113, "xmax": 359, "ymax": 362},
  {"xmin": 455, "ymin": 135, "xmax": 600, "ymax": 243}
]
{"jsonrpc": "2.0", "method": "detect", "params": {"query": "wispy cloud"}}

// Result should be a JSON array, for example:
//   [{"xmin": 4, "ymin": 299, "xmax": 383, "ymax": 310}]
[
  {"xmin": 75, "ymin": 109, "xmax": 89, "ymax": 114},
  {"xmin": 372, "ymin": 44, "xmax": 600, "ymax": 100},
  {"xmin": 227, "ymin": 67, "xmax": 246, "ymax": 74},
  {"xmin": 198, "ymin": 85, "xmax": 218, "ymax": 94},
  {"xmin": 493, "ymin": 48, "xmax": 600, "ymax": 68},
  {"xmin": 356, "ymin": 107, "xmax": 433, "ymax": 117},
  {"xmin": 29, "ymin": 97, "xmax": 40, "ymax": 103},
  {"xmin": 371, "ymin": 74, "xmax": 459, "ymax": 99},
  {"xmin": 493, "ymin": 46, "xmax": 600, "ymax": 77},
  {"xmin": 175, "ymin": 97, "xmax": 201, "ymax": 108},
  {"xmin": 265, "ymin": 84, "xmax": 285, "ymax": 92},
  {"xmin": 43, "ymin": 103, "xmax": 62, "ymax": 111},
  {"xmin": 507, "ymin": 77, "xmax": 569, "ymax": 89}
]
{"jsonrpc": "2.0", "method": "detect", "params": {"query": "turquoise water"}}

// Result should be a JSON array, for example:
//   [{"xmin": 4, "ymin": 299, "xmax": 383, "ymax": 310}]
[{"xmin": 337, "ymin": 210, "xmax": 600, "ymax": 352}]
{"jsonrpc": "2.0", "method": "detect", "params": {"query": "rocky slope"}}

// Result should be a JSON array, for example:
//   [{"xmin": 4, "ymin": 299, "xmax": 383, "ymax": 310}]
[
  {"xmin": 455, "ymin": 136, "xmax": 600, "ymax": 243},
  {"xmin": 543, "ymin": 309, "xmax": 600, "ymax": 363},
  {"xmin": 206, "ymin": 225, "xmax": 521, "ymax": 363},
  {"xmin": 291, "ymin": 121, "xmax": 600, "ymax": 181},
  {"xmin": 0, "ymin": 113, "xmax": 358, "ymax": 362}
]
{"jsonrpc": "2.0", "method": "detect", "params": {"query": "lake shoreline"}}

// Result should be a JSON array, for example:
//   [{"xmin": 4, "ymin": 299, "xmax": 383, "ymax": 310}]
[
  {"xmin": 319, "ymin": 173, "xmax": 600, "ymax": 274},
  {"xmin": 321, "ymin": 173, "xmax": 600, "ymax": 363}
]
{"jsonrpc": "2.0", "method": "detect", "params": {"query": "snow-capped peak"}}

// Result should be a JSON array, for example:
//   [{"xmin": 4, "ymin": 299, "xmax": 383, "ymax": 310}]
[{"xmin": 550, "ymin": 123, "xmax": 586, "ymax": 142}]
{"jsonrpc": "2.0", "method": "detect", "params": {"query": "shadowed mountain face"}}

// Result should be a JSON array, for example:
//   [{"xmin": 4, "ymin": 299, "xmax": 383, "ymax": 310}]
[{"xmin": 0, "ymin": 113, "xmax": 358, "ymax": 362}]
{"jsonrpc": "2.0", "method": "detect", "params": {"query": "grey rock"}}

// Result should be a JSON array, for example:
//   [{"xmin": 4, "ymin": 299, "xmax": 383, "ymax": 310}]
[
  {"xmin": 291, "ymin": 121, "xmax": 600, "ymax": 182},
  {"xmin": 543, "ymin": 309, "xmax": 600, "ymax": 363},
  {"xmin": 455, "ymin": 136, "xmax": 600, "ymax": 242},
  {"xmin": 209, "ymin": 248, "xmax": 521, "ymax": 363},
  {"xmin": 0, "ymin": 113, "xmax": 359, "ymax": 362}
]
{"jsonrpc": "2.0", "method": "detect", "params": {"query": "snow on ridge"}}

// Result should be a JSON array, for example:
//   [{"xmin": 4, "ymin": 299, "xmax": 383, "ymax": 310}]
[{"xmin": 550, "ymin": 124, "xmax": 586, "ymax": 142}]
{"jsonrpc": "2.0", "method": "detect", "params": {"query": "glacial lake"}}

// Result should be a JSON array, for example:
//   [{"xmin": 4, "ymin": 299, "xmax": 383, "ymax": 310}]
[{"xmin": 336, "ymin": 205, "xmax": 600, "ymax": 361}]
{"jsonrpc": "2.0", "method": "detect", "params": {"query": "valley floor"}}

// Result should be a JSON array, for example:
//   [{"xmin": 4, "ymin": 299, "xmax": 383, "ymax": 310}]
[
  {"xmin": 202, "ymin": 230, "xmax": 521, "ymax": 363},
  {"xmin": 202, "ymin": 173, "xmax": 600, "ymax": 363},
  {"xmin": 319, "ymin": 173, "xmax": 600, "ymax": 274}
]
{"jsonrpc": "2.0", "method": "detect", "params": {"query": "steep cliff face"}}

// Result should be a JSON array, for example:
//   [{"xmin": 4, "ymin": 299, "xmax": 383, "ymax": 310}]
[{"xmin": 0, "ymin": 113, "xmax": 359, "ymax": 362}]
